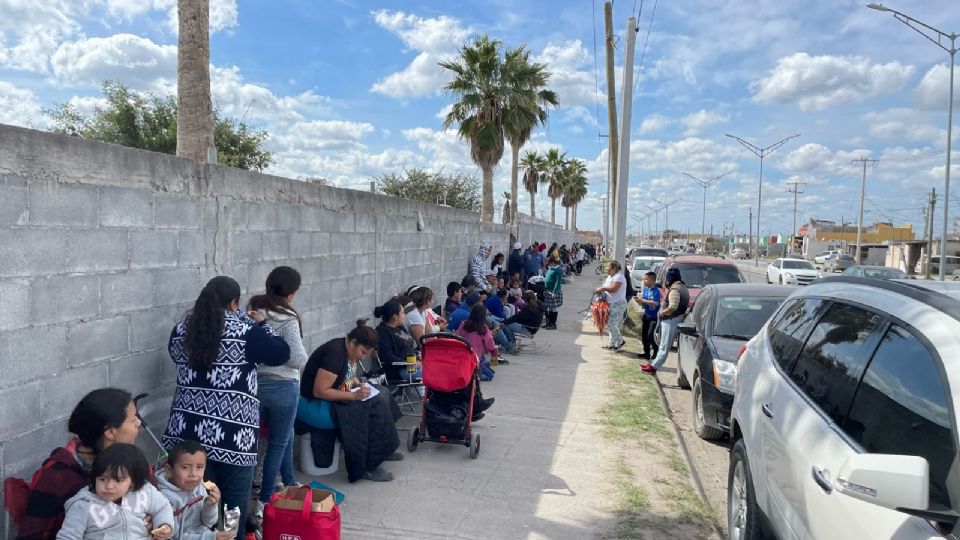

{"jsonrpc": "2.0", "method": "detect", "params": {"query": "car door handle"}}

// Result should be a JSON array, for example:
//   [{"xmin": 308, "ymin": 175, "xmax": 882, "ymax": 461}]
[
  {"xmin": 760, "ymin": 403, "xmax": 774, "ymax": 419},
  {"xmin": 811, "ymin": 466, "xmax": 833, "ymax": 494}
]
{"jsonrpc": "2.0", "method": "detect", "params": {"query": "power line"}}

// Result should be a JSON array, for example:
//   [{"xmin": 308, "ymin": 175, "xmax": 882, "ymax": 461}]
[
  {"xmin": 632, "ymin": 0, "xmax": 658, "ymax": 96},
  {"xmin": 591, "ymin": 0, "xmax": 603, "ymax": 147}
]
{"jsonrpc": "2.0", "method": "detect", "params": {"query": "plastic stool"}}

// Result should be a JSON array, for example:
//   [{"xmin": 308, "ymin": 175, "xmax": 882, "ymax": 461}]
[{"xmin": 298, "ymin": 433, "xmax": 340, "ymax": 476}]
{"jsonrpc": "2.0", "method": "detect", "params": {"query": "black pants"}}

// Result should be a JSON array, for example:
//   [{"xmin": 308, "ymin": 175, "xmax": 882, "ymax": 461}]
[
  {"xmin": 641, "ymin": 316, "xmax": 658, "ymax": 357},
  {"xmin": 575, "ymin": 260, "xmax": 583, "ymax": 274}
]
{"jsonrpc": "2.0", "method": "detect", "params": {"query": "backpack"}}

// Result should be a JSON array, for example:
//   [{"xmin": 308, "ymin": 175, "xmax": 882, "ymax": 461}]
[{"xmin": 2, "ymin": 440, "xmax": 74, "ymax": 528}]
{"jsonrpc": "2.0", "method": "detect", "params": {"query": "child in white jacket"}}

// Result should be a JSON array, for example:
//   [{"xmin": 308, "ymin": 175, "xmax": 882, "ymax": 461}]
[
  {"xmin": 157, "ymin": 441, "xmax": 234, "ymax": 540},
  {"xmin": 56, "ymin": 444, "xmax": 174, "ymax": 540}
]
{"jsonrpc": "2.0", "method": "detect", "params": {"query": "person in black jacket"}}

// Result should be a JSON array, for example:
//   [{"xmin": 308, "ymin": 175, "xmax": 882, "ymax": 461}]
[
  {"xmin": 507, "ymin": 242, "xmax": 525, "ymax": 282},
  {"xmin": 374, "ymin": 300, "xmax": 419, "ymax": 383},
  {"xmin": 503, "ymin": 291, "xmax": 544, "ymax": 336}
]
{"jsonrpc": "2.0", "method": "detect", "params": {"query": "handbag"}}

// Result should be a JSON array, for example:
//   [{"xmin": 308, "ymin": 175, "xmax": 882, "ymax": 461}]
[{"xmin": 263, "ymin": 486, "xmax": 341, "ymax": 540}]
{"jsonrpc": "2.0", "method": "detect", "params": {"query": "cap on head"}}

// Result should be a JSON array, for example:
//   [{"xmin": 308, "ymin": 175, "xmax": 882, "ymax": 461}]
[
  {"xmin": 666, "ymin": 268, "xmax": 682, "ymax": 283},
  {"xmin": 513, "ymin": 242, "xmax": 522, "ymax": 250}
]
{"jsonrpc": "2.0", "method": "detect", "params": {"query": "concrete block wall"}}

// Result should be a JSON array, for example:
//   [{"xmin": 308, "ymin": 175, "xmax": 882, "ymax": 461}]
[{"xmin": 0, "ymin": 123, "xmax": 575, "ymax": 529}]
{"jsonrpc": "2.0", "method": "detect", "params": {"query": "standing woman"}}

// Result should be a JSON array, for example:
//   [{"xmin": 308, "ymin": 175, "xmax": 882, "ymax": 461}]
[
  {"xmin": 596, "ymin": 260, "xmax": 628, "ymax": 349},
  {"xmin": 16, "ymin": 388, "xmax": 142, "ymax": 540},
  {"xmin": 162, "ymin": 276, "xmax": 290, "ymax": 540},
  {"xmin": 543, "ymin": 256, "xmax": 564, "ymax": 330},
  {"xmin": 247, "ymin": 266, "xmax": 309, "ymax": 518}
]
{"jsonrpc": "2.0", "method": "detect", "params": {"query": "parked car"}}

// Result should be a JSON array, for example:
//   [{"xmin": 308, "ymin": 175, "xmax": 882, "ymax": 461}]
[
  {"xmin": 813, "ymin": 250, "xmax": 840, "ymax": 264},
  {"xmin": 630, "ymin": 255, "xmax": 666, "ymax": 284},
  {"xmin": 675, "ymin": 284, "xmax": 793, "ymax": 440},
  {"xmin": 728, "ymin": 276, "xmax": 960, "ymax": 539},
  {"xmin": 655, "ymin": 256, "xmax": 747, "ymax": 348},
  {"xmin": 732, "ymin": 248, "xmax": 748, "ymax": 260},
  {"xmin": 915, "ymin": 255, "xmax": 960, "ymax": 276},
  {"xmin": 953, "ymin": 269, "xmax": 960, "ymax": 281},
  {"xmin": 824, "ymin": 253, "xmax": 855, "ymax": 272},
  {"xmin": 842, "ymin": 265, "xmax": 909, "ymax": 280},
  {"xmin": 629, "ymin": 247, "xmax": 669, "ymax": 259},
  {"xmin": 765, "ymin": 258, "xmax": 823, "ymax": 285}
]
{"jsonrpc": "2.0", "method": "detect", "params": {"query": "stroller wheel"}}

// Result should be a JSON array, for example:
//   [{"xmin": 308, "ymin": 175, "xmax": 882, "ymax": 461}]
[
  {"xmin": 469, "ymin": 433, "xmax": 480, "ymax": 459},
  {"xmin": 407, "ymin": 427, "xmax": 420, "ymax": 452}
]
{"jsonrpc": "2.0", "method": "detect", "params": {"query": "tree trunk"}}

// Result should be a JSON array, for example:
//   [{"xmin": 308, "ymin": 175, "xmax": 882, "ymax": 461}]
[
  {"xmin": 509, "ymin": 142, "xmax": 520, "ymax": 224},
  {"xmin": 572, "ymin": 204, "xmax": 578, "ymax": 231},
  {"xmin": 176, "ymin": 0, "xmax": 215, "ymax": 163},
  {"xmin": 481, "ymin": 165, "xmax": 494, "ymax": 222},
  {"xmin": 550, "ymin": 197, "xmax": 557, "ymax": 224},
  {"xmin": 564, "ymin": 207, "xmax": 570, "ymax": 230},
  {"xmin": 529, "ymin": 190, "xmax": 535, "ymax": 220}
]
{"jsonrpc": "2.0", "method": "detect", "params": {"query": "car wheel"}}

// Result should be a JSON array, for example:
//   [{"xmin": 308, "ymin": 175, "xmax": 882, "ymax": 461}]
[
  {"xmin": 676, "ymin": 348, "xmax": 691, "ymax": 389},
  {"xmin": 693, "ymin": 377, "xmax": 725, "ymax": 440},
  {"xmin": 728, "ymin": 439, "xmax": 767, "ymax": 540},
  {"xmin": 765, "ymin": 273, "xmax": 771, "ymax": 284}
]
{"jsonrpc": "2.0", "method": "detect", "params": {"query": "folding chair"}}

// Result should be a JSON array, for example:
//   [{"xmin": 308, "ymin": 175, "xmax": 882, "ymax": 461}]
[
  {"xmin": 513, "ymin": 324, "xmax": 550, "ymax": 354},
  {"xmin": 371, "ymin": 355, "xmax": 424, "ymax": 416}
]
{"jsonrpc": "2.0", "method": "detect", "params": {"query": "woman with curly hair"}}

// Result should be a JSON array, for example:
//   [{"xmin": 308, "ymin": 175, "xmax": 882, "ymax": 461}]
[{"xmin": 161, "ymin": 276, "xmax": 290, "ymax": 539}]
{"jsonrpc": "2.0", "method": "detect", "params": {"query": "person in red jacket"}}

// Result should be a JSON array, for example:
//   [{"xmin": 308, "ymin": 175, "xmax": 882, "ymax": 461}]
[{"xmin": 16, "ymin": 388, "xmax": 142, "ymax": 540}]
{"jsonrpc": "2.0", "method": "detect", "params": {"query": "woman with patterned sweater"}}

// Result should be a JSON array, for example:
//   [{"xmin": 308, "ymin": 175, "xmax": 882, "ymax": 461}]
[{"xmin": 161, "ymin": 276, "xmax": 290, "ymax": 540}]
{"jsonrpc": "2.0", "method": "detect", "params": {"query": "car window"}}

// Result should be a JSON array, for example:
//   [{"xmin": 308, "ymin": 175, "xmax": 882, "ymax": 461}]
[
  {"xmin": 772, "ymin": 260, "xmax": 781, "ymax": 268},
  {"xmin": 838, "ymin": 255, "xmax": 854, "ymax": 261},
  {"xmin": 862, "ymin": 267, "xmax": 906, "ymax": 279},
  {"xmin": 713, "ymin": 296, "xmax": 786, "ymax": 340},
  {"xmin": 788, "ymin": 303, "xmax": 885, "ymax": 424},
  {"xmin": 782, "ymin": 260, "xmax": 814, "ymax": 270},
  {"xmin": 843, "ymin": 325, "xmax": 955, "ymax": 509},
  {"xmin": 690, "ymin": 288, "xmax": 712, "ymax": 327},
  {"xmin": 768, "ymin": 298, "xmax": 826, "ymax": 372},
  {"xmin": 674, "ymin": 263, "xmax": 744, "ymax": 288}
]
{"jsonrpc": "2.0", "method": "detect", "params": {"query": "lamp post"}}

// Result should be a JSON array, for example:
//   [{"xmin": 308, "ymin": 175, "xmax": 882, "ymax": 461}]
[
  {"xmin": 683, "ymin": 172, "xmax": 732, "ymax": 253},
  {"xmin": 868, "ymin": 3, "xmax": 956, "ymax": 280},
  {"xmin": 726, "ymin": 133, "xmax": 801, "ymax": 267}
]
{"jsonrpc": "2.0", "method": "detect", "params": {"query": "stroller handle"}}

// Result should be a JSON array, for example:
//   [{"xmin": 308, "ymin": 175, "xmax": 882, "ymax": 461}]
[{"xmin": 419, "ymin": 332, "xmax": 471, "ymax": 349}]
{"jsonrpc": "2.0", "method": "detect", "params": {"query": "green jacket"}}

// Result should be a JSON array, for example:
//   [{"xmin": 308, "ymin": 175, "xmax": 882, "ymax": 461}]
[{"xmin": 545, "ymin": 265, "xmax": 563, "ymax": 292}]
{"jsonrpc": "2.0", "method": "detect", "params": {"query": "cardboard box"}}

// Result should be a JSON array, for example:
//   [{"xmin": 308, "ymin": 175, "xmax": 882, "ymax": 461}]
[{"xmin": 273, "ymin": 487, "xmax": 336, "ymax": 513}]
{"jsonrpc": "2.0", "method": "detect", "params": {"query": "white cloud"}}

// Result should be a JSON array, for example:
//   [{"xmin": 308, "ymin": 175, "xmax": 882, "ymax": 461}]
[
  {"xmin": 0, "ymin": 0, "xmax": 79, "ymax": 72},
  {"xmin": 864, "ymin": 108, "xmax": 945, "ymax": 145},
  {"xmin": 562, "ymin": 105, "xmax": 598, "ymax": 127},
  {"xmin": 0, "ymin": 81, "xmax": 44, "ymax": 128},
  {"xmin": 101, "ymin": 0, "xmax": 239, "ymax": 34},
  {"xmin": 533, "ymin": 40, "xmax": 597, "ymax": 107},
  {"xmin": 272, "ymin": 120, "xmax": 374, "ymax": 151},
  {"xmin": 681, "ymin": 109, "xmax": 728, "ymax": 136},
  {"xmin": 51, "ymin": 33, "xmax": 177, "ymax": 90},
  {"xmin": 637, "ymin": 114, "xmax": 671, "ymax": 134},
  {"xmin": 913, "ymin": 64, "xmax": 960, "ymax": 111},
  {"xmin": 750, "ymin": 52, "xmax": 913, "ymax": 111},
  {"xmin": 369, "ymin": 10, "xmax": 471, "ymax": 98},
  {"xmin": 629, "ymin": 137, "xmax": 744, "ymax": 174}
]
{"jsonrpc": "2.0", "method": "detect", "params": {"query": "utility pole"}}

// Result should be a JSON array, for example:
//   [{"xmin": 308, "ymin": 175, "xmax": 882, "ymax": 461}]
[
  {"xmin": 786, "ymin": 182, "xmax": 806, "ymax": 256},
  {"xmin": 613, "ymin": 15, "xmax": 637, "ymax": 262},
  {"xmin": 852, "ymin": 157, "xmax": 879, "ymax": 262},
  {"xmin": 748, "ymin": 207, "xmax": 753, "ymax": 257},
  {"xmin": 683, "ymin": 172, "xmax": 731, "ymax": 254},
  {"xmin": 603, "ymin": 2, "xmax": 619, "ymax": 252},
  {"xmin": 601, "ymin": 195, "xmax": 608, "ymax": 250},
  {"xmin": 927, "ymin": 188, "xmax": 937, "ymax": 278},
  {"xmin": 726, "ymin": 133, "xmax": 801, "ymax": 266}
]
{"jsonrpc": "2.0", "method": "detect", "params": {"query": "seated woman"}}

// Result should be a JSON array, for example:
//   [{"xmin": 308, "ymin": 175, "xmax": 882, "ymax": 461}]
[
  {"xmin": 503, "ymin": 290, "xmax": 544, "ymax": 337},
  {"xmin": 455, "ymin": 304, "xmax": 500, "ymax": 381},
  {"xmin": 16, "ymin": 388, "xmax": 142, "ymax": 540},
  {"xmin": 297, "ymin": 321, "xmax": 402, "ymax": 483},
  {"xmin": 374, "ymin": 300, "xmax": 420, "ymax": 384},
  {"xmin": 405, "ymin": 287, "xmax": 446, "ymax": 346}
]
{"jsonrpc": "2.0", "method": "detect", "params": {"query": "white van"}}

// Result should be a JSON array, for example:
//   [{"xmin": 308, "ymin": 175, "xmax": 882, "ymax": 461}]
[{"xmin": 915, "ymin": 255, "xmax": 960, "ymax": 275}]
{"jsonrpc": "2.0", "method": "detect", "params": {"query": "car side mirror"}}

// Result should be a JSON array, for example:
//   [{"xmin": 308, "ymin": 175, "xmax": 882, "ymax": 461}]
[
  {"xmin": 835, "ymin": 453, "xmax": 929, "ymax": 513},
  {"xmin": 677, "ymin": 322, "xmax": 698, "ymax": 337}
]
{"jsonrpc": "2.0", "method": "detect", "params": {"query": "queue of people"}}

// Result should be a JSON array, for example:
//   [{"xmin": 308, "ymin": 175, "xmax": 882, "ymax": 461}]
[{"xmin": 15, "ymin": 239, "xmax": 576, "ymax": 540}]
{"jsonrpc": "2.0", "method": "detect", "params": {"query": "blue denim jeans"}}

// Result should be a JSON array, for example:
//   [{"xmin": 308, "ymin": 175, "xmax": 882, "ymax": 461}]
[
  {"xmin": 506, "ymin": 322, "xmax": 532, "ymax": 337},
  {"xmin": 650, "ymin": 317, "xmax": 680, "ymax": 370},
  {"xmin": 258, "ymin": 377, "xmax": 299, "ymax": 503},
  {"xmin": 204, "ymin": 460, "xmax": 254, "ymax": 539},
  {"xmin": 497, "ymin": 324, "xmax": 516, "ymax": 350}
]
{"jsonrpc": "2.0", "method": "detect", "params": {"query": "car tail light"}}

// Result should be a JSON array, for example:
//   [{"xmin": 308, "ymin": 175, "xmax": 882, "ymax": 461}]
[{"xmin": 737, "ymin": 344, "xmax": 747, "ymax": 359}]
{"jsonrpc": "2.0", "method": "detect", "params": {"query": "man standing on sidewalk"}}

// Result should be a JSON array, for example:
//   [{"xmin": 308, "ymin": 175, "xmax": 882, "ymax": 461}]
[
  {"xmin": 636, "ymin": 271, "xmax": 661, "ymax": 360},
  {"xmin": 642, "ymin": 268, "xmax": 689, "ymax": 375},
  {"xmin": 508, "ymin": 242, "xmax": 525, "ymax": 282}
]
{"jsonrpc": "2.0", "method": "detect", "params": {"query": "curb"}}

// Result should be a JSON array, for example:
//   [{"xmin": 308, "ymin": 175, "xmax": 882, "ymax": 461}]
[{"xmin": 646, "ymin": 364, "xmax": 725, "ymax": 540}]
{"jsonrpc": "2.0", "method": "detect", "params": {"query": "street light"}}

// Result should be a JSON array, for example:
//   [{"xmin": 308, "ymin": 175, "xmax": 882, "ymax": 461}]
[
  {"xmin": 683, "ymin": 171, "xmax": 732, "ymax": 253},
  {"xmin": 726, "ymin": 133, "xmax": 801, "ymax": 267},
  {"xmin": 867, "ymin": 3, "xmax": 957, "ymax": 280}
]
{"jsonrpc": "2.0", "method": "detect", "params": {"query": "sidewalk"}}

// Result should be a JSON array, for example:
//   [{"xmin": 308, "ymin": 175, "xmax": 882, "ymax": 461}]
[{"xmin": 295, "ymin": 273, "xmax": 624, "ymax": 539}]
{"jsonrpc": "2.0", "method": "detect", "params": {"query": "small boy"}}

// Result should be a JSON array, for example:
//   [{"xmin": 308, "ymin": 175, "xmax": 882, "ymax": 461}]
[
  {"xmin": 444, "ymin": 281, "xmax": 463, "ymax": 318},
  {"xmin": 157, "ymin": 440, "xmax": 233, "ymax": 540},
  {"xmin": 636, "ymin": 271, "xmax": 662, "ymax": 360}
]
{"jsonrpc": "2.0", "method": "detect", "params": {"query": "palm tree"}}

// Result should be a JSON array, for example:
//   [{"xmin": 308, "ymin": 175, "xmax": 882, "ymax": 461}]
[
  {"xmin": 440, "ymin": 35, "xmax": 521, "ymax": 222},
  {"xmin": 502, "ymin": 46, "xmax": 558, "ymax": 224},
  {"xmin": 521, "ymin": 151, "xmax": 544, "ymax": 218},
  {"xmin": 543, "ymin": 148, "xmax": 567, "ymax": 225},
  {"xmin": 501, "ymin": 191, "xmax": 512, "ymax": 223},
  {"xmin": 176, "ymin": 0, "xmax": 215, "ymax": 163},
  {"xmin": 561, "ymin": 159, "xmax": 588, "ymax": 231}
]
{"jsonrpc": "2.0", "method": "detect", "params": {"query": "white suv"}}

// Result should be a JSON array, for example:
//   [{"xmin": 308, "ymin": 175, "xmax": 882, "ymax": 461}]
[{"xmin": 727, "ymin": 277, "xmax": 960, "ymax": 540}]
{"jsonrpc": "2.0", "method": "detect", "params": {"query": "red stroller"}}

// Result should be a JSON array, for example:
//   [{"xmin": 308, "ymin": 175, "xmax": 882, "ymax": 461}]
[{"xmin": 406, "ymin": 333, "xmax": 481, "ymax": 459}]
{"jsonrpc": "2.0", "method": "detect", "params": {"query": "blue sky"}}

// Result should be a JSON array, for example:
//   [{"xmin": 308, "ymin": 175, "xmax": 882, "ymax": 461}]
[{"xmin": 2, "ymin": 0, "xmax": 960, "ymax": 237}]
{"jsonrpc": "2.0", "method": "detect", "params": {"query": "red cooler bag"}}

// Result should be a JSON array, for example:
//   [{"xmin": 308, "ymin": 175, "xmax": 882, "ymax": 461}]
[{"xmin": 263, "ymin": 486, "xmax": 341, "ymax": 540}]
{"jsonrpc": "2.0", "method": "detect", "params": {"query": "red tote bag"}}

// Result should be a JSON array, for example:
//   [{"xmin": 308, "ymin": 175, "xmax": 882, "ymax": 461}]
[{"xmin": 263, "ymin": 487, "xmax": 341, "ymax": 540}]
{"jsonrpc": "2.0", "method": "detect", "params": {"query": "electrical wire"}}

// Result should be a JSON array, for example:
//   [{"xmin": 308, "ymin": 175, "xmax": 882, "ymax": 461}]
[
  {"xmin": 632, "ymin": 0, "xmax": 658, "ymax": 96},
  {"xmin": 591, "ymin": 0, "xmax": 603, "ymax": 149}
]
